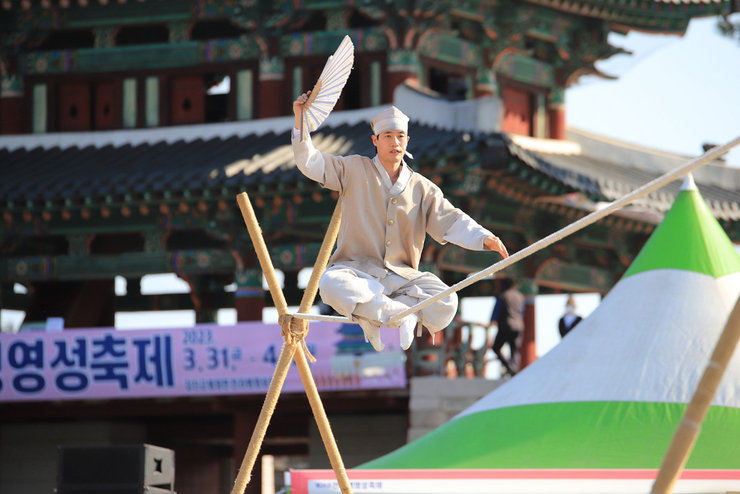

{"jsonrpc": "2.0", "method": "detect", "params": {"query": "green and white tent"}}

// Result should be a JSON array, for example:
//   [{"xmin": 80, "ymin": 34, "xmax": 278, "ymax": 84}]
[{"xmin": 363, "ymin": 175, "xmax": 740, "ymax": 471}]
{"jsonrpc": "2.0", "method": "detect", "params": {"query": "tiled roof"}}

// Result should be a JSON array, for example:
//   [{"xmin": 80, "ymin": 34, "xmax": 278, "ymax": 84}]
[
  {"xmin": 0, "ymin": 119, "xmax": 484, "ymax": 205},
  {"xmin": 2, "ymin": 116, "xmax": 737, "ymax": 223},
  {"xmin": 523, "ymin": 0, "xmax": 734, "ymax": 33},
  {"xmin": 506, "ymin": 131, "xmax": 740, "ymax": 221}
]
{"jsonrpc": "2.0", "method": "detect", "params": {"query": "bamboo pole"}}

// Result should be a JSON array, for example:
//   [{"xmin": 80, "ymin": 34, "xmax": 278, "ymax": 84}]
[
  {"xmin": 387, "ymin": 135, "xmax": 740, "ymax": 326},
  {"xmin": 232, "ymin": 195, "xmax": 352, "ymax": 494},
  {"xmin": 232, "ymin": 193, "xmax": 297, "ymax": 494},
  {"xmin": 231, "ymin": 343, "xmax": 297, "ymax": 494},
  {"xmin": 291, "ymin": 201, "xmax": 354, "ymax": 493},
  {"xmin": 651, "ymin": 296, "xmax": 740, "ymax": 494},
  {"xmin": 294, "ymin": 344, "xmax": 353, "ymax": 493},
  {"xmin": 237, "ymin": 193, "xmax": 289, "ymax": 318}
]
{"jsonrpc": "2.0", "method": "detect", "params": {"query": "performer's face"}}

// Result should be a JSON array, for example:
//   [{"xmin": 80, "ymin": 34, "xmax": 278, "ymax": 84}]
[{"xmin": 372, "ymin": 130, "xmax": 409, "ymax": 166}]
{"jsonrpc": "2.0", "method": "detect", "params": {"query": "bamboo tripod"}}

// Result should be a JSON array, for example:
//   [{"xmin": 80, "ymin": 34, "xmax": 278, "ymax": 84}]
[
  {"xmin": 230, "ymin": 135, "xmax": 740, "ymax": 494},
  {"xmin": 231, "ymin": 193, "xmax": 352, "ymax": 494}
]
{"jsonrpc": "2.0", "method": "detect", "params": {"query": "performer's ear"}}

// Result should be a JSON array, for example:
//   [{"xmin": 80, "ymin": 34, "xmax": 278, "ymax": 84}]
[{"xmin": 371, "ymin": 134, "xmax": 378, "ymax": 147}]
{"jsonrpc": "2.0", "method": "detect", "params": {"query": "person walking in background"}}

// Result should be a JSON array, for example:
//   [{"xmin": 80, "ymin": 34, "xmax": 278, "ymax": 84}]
[
  {"xmin": 489, "ymin": 277, "xmax": 524, "ymax": 376},
  {"xmin": 558, "ymin": 295, "xmax": 582, "ymax": 338}
]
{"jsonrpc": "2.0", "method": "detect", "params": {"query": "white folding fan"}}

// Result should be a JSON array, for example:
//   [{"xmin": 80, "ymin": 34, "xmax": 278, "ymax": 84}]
[{"xmin": 300, "ymin": 35, "xmax": 355, "ymax": 140}]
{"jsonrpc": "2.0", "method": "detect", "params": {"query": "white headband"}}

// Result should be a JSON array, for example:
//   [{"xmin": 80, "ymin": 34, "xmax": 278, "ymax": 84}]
[{"xmin": 370, "ymin": 106, "xmax": 409, "ymax": 135}]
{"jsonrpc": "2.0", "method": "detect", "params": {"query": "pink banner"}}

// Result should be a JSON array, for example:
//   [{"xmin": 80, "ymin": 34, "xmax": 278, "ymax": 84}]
[{"xmin": 0, "ymin": 322, "xmax": 406, "ymax": 402}]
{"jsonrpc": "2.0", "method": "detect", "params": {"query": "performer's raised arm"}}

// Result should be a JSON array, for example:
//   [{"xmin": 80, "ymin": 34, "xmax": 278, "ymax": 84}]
[
  {"xmin": 293, "ymin": 91, "xmax": 311, "ymax": 131},
  {"xmin": 291, "ymin": 91, "xmax": 344, "ymax": 190}
]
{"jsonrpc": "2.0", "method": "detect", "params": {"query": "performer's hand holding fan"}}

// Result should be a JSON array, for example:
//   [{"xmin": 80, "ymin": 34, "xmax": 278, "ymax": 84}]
[{"xmin": 299, "ymin": 35, "xmax": 354, "ymax": 141}]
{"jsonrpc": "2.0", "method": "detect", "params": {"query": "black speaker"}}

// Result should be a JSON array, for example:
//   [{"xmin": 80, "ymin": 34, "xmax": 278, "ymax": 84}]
[
  {"xmin": 57, "ymin": 444, "xmax": 174, "ymax": 493},
  {"xmin": 56, "ymin": 487, "xmax": 173, "ymax": 494}
]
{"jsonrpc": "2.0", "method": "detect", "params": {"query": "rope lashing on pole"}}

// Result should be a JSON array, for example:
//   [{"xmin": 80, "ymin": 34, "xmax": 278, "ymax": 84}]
[
  {"xmin": 385, "ymin": 135, "xmax": 740, "ymax": 327},
  {"xmin": 278, "ymin": 313, "xmax": 315, "ymax": 361}
]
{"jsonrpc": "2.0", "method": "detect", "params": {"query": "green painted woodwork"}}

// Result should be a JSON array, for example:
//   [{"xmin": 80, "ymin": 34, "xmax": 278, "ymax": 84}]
[
  {"xmin": 78, "ymin": 42, "xmax": 202, "ymax": 72},
  {"xmin": 418, "ymin": 32, "xmax": 482, "ymax": 68},
  {"xmin": 523, "ymin": 0, "xmax": 733, "ymax": 33},
  {"xmin": 23, "ymin": 38, "xmax": 261, "ymax": 75},
  {"xmin": 475, "ymin": 68, "xmax": 497, "ymax": 96},
  {"xmin": 236, "ymin": 70, "xmax": 254, "ymax": 121},
  {"xmin": 536, "ymin": 259, "xmax": 615, "ymax": 293},
  {"xmin": 64, "ymin": 1, "xmax": 192, "ymax": 28},
  {"xmin": 169, "ymin": 22, "xmax": 190, "ymax": 44},
  {"xmin": 371, "ymin": 60, "xmax": 382, "ymax": 106},
  {"xmin": 145, "ymin": 76, "xmax": 159, "ymax": 127},
  {"xmin": 32, "ymin": 83, "xmax": 47, "ymax": 134},
  {"xmin": 1, "ymin": 75, "xmax": 23, "ymax": 95},
  {"xmin": 494, "ymin": 52, "xmax": 555, "ymax": 88},
  {"xmin": 259, "ymin": 57, "xmax": 284, "ymax": 80},
  {"xmin": 280, "ymin": 29, "xmax": 388, "ymax": 57},
  {"xmin": 203, "ymin": 38, "xmax": 262, "ymax": 62},
  {"xmin": 235, "ymin": 269, "xmax": 262, "ymax": 290},
  {"xmin": 535, "ymin": 92, "xmax": 546, "ymax": 137},
  {"xmin": 93, "ymin": 26, "xmax": 115, "ymax": 48},
  {"xmin": 388, "ymin": 50, "xmax": 421, "ymax": 77},
  {"xmin": 122, "ymin": 78, "xmax": 137, "ymax": 128},
  {"xmin": 2, "ymin": 249, "xmax": 236, "ymax": 283},
  {"xmin": 269, "ymin": 244, "xmax": 323, "ymax": 271},
  {"xmin": 547, "ymin": 86, "xmax": 565, "ymax": 105},
  {"xmin": 292, "ymin": 66, "xmax": 303, "ymax": 100}
]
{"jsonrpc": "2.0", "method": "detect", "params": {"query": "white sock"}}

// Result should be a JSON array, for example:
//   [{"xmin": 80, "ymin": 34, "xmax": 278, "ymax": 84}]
[
  {"xmin": 356, "ymin": 317, "xmax": 384, "ymax": 352},
  {"xmin": 398, "ymin": 314, "xmax": 418, "ymax": 351}
]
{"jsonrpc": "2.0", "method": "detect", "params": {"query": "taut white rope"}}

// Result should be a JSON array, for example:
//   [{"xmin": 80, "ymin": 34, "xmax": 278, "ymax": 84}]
[
  {"xmin": 385, "ymin": 135, "xmax": 740, "ymax": 326},
  {"xmin": 292, "ymin": 313, "xmax": 353, "ymax": 323}
]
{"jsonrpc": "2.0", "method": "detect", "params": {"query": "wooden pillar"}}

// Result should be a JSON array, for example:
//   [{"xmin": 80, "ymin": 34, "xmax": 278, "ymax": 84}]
[
  {"xmin": 475, "ymin": 68, "xmax": 498, "ymax": 98},
  {"xmin": 387, "ymin": 50, "xmax": 421, "ymax": 96},
  {"xmin": 258, "ymin": 57, "xmax": 285, "ymax": 119},
  {"xmin": 547, "ymin": 87, "xmax": 566, "ymax": 140},
  {"xmin": 0, "ymin": 58, "xmax": 26, "ymax": 133},
  {"xmin": 193, "ymin": 275, "xmax": 218, "ymax": 324},
  {"xmin": 519, "ymin": 280, "xmax": 538, "ymax": 370},
  {"xmin": 1, "ymin": 75, "xmax": 25, "ymax": 133},
  {"xmin": 235, "ymin": 269, "xmax": 264, "ymax": 322}
]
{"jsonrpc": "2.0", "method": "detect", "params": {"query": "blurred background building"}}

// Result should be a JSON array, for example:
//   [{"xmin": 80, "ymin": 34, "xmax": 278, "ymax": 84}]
[{"xmin": 1, "ymin": 1, "xmax": 738, "ymax": 493}]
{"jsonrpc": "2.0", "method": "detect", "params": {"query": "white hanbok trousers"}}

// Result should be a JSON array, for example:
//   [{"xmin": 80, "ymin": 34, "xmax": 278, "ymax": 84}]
[{"xmin": 318, "ymin": 264, "xmax": 458, "ymax": 334}]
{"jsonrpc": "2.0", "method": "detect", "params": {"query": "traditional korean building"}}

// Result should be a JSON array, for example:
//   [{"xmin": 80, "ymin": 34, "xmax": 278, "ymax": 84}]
[{"xmin": 1, "ymin": 1, "xmax": 738, "ymax": 494}]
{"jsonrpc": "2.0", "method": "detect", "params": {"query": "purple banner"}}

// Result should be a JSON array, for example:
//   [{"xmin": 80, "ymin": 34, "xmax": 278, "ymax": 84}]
[{"xmin": 0, "ymin": 321, "xmax": 406, "ymax": 402}]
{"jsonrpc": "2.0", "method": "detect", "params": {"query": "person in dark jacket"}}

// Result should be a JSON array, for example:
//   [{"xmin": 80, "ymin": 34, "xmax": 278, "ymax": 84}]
[
  {"xmin": 558, "ymin": 295, "xmax": 582, "ymax": 338},
  {"xmin": 489, "ymin": 277, "xmax": 524, "ymax": 376}
]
